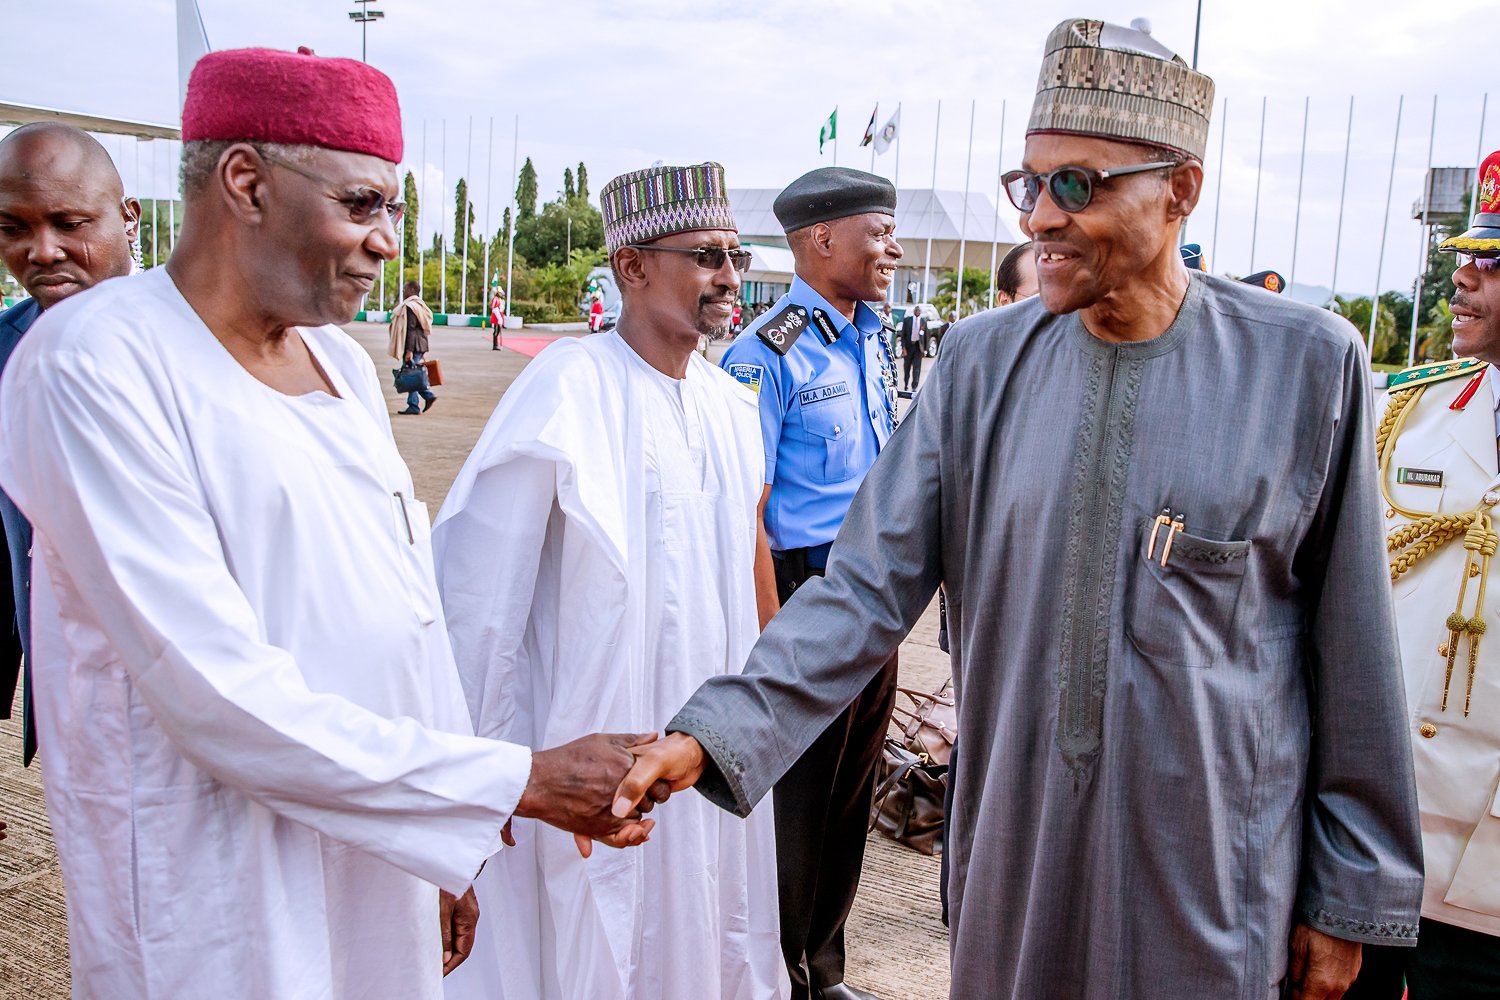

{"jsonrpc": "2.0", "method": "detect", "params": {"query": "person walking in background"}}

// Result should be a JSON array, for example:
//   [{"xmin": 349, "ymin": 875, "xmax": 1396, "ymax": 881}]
[
  {"xmin": 389, "ymin": 279, "xmax": 436, "ymax": 414},
  {"xmin": 898, "ymin": 306, "xmax": 926, "ymax": 391}
]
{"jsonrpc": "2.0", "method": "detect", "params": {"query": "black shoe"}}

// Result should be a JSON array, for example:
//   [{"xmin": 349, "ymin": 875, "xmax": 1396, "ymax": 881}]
[
  {"xmin": 397, "ymin": 407, "xmax": 421, "ymax": 415},
  {"xmin": 492, "ymin": 345, "xmax": 501, "ymax": 350},
  {"xmin": 814, "ymin": 985, "xmax": 883, "ymax": 1000},
  {"xmin": 423, "ymin": 396, "xmax": 436, "ymax": 413}
]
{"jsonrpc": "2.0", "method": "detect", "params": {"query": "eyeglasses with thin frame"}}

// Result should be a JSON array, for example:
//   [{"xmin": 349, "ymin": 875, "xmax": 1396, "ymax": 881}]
[
  {"xmin": 624, "ymin": 244, "xmax": 753, "ymax": 273},
  {"xmin": 260, "ymin": 153, "xmax": 405, "ymax": 227},
  {"xmin": 1002, "ymin": 161, "xmax": 1180, "ymax": 214},
  {"xmin": 1456, "ymin": 251, "xmax": 1500, "ymax": 273}
]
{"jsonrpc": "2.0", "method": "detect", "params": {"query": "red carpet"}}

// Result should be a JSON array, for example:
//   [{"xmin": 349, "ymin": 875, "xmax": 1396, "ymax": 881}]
[{"xmin": 493, "ymin": 335, "xmax": 573, "ymax": 359}]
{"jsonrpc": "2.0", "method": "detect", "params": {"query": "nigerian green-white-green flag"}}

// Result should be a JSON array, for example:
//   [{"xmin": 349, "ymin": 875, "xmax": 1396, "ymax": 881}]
[{"xmin": 819, "ymin": 108, "xmax": 837, "ymax": 155}]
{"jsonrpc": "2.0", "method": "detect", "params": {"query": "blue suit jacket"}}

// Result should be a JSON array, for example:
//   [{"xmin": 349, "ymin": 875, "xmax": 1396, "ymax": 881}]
[{"xmin": 0, "ymin": 298, "xmax": 38, "ymax": 764}]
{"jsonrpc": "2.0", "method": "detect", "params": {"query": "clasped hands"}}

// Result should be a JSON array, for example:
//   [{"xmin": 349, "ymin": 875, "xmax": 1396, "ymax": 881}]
[{"xmin": 513, "ymin": 731, "xmax": 710, "ymax": 858}]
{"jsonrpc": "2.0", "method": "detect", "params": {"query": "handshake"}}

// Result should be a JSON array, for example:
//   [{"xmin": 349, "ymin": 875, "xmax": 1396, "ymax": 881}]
[{"xmin": 513, "ymin": 730, "xmax": 713, "ymax": 857}]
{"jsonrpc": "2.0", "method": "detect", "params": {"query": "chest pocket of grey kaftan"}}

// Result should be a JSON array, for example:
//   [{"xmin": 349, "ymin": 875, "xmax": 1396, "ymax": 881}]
[{"xmin": 1127, "ymin": 519, "xmax": 1251, "ymax": 668}]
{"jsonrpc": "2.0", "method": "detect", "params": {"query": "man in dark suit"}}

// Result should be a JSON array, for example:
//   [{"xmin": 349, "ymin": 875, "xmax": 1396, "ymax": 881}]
[
  {"xmin": 0, "ymin": 123, "xmax": 140, "ymax": 765},
  {"xmin": 898, "ymin": 307, "xmax": 926, "ymax": 390}
]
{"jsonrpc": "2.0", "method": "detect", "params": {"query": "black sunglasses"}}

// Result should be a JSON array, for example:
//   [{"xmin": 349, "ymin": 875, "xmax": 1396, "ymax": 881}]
[
  {"xmin": 1002, "ymin": 161, "xmax": 1179, "ymax": 214},
  {"xmin": 625, "ymin": 244, "xmax": 753, "ymax": 273},
  {"xmin": 1456, "ymin": 251, "xmax": 1500, "ymax": 273},
  {"xmin": 261, "ymin": 153, "xmax": 406, "ymax": 226}
]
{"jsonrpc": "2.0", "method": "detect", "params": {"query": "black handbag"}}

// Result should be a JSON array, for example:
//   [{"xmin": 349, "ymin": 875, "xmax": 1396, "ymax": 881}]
[
  {"xmin": 392, "ymin": 362, "xmax": 429, "ymax": 394},
  {"xmin": 870, "ymin": 737, "xmax": 949, "ymax": 855}
]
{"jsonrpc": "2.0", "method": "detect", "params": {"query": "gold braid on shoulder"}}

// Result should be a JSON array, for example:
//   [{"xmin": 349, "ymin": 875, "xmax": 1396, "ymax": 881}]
[{"xmin": 1378, "ymin": 382, "xmax": 1496, "ymax": 715}]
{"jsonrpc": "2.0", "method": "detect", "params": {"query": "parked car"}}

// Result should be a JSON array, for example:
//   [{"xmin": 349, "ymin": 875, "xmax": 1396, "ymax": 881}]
[{"xmin": 890, "ymin": 302, "xmax": 949, "ymax": 357}]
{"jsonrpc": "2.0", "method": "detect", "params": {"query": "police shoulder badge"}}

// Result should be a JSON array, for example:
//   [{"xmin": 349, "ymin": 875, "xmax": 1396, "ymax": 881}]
[
  {"xmin": 728, "ymin": 362, "xmax": 763, "ymax": 395},
  {"xmin": 755, "ymin": 304, "xmax": 811, "ymax": 356},
  {"xmin": 1386, "ymin": 357, "xmax": 1487, "ymax": 391}
]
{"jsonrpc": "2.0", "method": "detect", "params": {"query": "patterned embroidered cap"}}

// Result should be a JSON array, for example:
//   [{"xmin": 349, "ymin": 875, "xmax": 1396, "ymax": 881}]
[
  {"xmin": 1439, "ymin": 149, "xmax": 1500, "ymax": 253},
  {"xmin": 1028, "ymin": 18, "xmax": 1216, "ymax": 160},
  {"xmin": 600, "ymin": 162, "xmax": 736, "ymax": 256}
]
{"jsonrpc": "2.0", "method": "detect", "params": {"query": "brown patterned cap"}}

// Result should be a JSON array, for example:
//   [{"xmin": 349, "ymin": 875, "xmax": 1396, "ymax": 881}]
[{"xmin": 1027, "ymin": 19, "xmax": 1215, "ymax": 160}]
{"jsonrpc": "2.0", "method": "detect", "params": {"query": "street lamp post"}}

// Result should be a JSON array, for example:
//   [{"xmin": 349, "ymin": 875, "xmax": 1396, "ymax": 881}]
[{"xmin": 348, "ymin": 0, "xmax": 384, "ymax": 62}]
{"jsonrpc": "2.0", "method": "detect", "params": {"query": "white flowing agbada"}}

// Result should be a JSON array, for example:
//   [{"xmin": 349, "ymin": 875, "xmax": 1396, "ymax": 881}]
[
  {"xmin": 434, "ymin": 332, "xmax": 788, "ymax": 1000},
  {"xmin": 0, "ymin": 268, "xmax": 531, "ymax": 1000}
]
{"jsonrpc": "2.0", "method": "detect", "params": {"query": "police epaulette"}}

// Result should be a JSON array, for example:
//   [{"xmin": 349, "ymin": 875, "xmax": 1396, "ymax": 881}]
[
  {"xmin": 1386, "ymin": 358, "xmax": 1487, "ymax": 391},
  {"xmin": 754, "ymin": 303, "xmax": 811, "ymax": 356}
]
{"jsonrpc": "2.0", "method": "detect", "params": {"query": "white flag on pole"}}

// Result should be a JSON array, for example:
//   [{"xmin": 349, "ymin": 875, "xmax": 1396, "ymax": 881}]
[{"xmin": 873, "ymin": 107, "xmax": 901, "ymax": 155}]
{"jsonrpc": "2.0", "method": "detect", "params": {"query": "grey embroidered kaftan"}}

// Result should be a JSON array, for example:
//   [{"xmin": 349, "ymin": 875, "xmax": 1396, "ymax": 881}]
[{"xmin": 669, "ymin": 273, "xmax": 1424, "ymax": 999}]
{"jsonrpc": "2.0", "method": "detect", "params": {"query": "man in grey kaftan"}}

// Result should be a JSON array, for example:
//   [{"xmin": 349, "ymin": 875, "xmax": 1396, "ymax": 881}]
[
  {"xmin": 620, "ymin": 17, "xmax": 1423, "ymax": 1000},
  {"xmin": 668, "ymin": 272, "xmax": 1423, "ymax": 998}
]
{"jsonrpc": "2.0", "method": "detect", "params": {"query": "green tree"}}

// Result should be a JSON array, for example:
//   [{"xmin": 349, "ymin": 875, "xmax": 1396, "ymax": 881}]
[
  {"xmin": 401, "ymin": 170, "xmax": 420, "ymax": 268},
  {"xmin": 933, "ymin": 267, "xmax": 992, "ymax": 318},
  {"xmin": 453, "ymin": 178, "xmax": 473, "ymax": 251},
  {"xmin": 515, "ymin": 195, "xmax": 605, "ymax": 268},
  {"xmin": 532, "ymin": 247, "xmax": 606, "ymax": 314},
  {"xmin": 576, "ymin": 163, "xmax": 589, "ymax": 203},
  {"xmin": 563, "ymin": 167, "xmax": 576, "ymax": 202},
  {"xmin": 516, "ymin": 158, "xmax": 539, "ymax": 219}
]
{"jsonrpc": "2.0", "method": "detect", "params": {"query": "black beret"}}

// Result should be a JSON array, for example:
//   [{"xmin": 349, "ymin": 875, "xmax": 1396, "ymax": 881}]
[
  {"xmin": 772, "ymin": 167, "xmax": 898, "ymax": 233},
  {"xmin": 1238, "ymin": 269, "xmax": 1286, "ymax": 294}
]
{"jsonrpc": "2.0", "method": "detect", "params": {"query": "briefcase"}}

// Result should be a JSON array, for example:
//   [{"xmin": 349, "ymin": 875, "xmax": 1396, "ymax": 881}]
[{"xmin": 422, "ymin": 358, "xmax": 444, "ymax": 386}]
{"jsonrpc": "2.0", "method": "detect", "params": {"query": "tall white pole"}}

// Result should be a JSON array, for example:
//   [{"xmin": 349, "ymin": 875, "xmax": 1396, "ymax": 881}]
[
  {"xmin": 891, "ymin": 102, "xmax": 902, "ymax": 304},
  {"xmin": 151, "ymin": 139, "xmax": 158, "ymax": 268},
  {"xmin": 923, "ymin": 100, "xmax": 942, "ymax": 302},
  {"xmin": 1369, "ymin": 95, "xmax": 1405, "ymax": 355},
  {"xmin": 440, "ymin": 119, "xmax": 448, "ymax": 315},
  {"xmin": 418, "ymin": 121, "xmax": 427, "ymax": 299},
  {"xmin": 167, "ymin": 141, "xmax": 175, "ymax": 257},
  {"xmin": 461, "ymin": 116, "xmax": 473, "ymax": 316},
  {"xmin": 1288, "ymin": 96, "xmax": 1310, "ymax": 294},
  {"xmin": 988, "ymin": 100, "xmax": 1008, "ymax": 310},
  {"xmin": 1407, "ymin": 95, "xmax": 1439, "ymax": 368},
  {"xmin": 505, "ymin": 115, "xmax": 518, "ymax": 328},
  {"xmin": 1472, "ymin": 93, "xmax": 1490, "ymax": 221},
  {"xmin": 483, "ymin": 115, "xmax": 495, "ymax": 326},
  {"xmin": 955, "ymin": 100, "xmax": 976, "ymax": 318},
  {"xmin": 832, "ymin": 105, "xmax": 839, "ymax": 167},
  {"xmin": 1330, "ymin": 96, "xmax": 1354, "ymax": 313},
  {"xmin": 1249, "ymin": 96, "xmax": 1267, "ymax": 273},
  {"xmin": 1210, "ymin": 97, "xmax": 1227, "ymax": 269}
]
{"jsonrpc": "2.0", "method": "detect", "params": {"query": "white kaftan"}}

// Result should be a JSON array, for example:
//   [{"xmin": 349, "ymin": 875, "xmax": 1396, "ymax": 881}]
[
  {"xmin": 0, "ymin": 268, "xmax": 531, "ymax": 1000},
  {"xmin": 434, "ymin": 332, "xmax": 788, "ymax": 1000}
]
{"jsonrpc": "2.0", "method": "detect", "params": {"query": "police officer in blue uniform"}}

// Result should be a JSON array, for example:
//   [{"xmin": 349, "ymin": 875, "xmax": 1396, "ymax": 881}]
[{"xmin": 720, "ymin": 167, "xmax": 903, "ymax": 1000}]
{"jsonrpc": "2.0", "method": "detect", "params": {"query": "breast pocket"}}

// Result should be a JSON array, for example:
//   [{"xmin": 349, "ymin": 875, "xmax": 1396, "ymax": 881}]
[
  {"xmin": 1127, "ymin": 519, "xmax": 1251, "ymax": 668},
  {"xmin": 392, "ymin": 495, "xmax": 439, "ymax": 626},
  {"xmin": 798, "ymin": 399, "xmax": 858, "ymax": 485}
]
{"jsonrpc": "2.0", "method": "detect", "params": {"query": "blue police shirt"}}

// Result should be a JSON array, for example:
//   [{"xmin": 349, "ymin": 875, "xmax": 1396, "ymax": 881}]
[{"xmin": 720, "ymin": 276, "xmax": 896, "ymax": 551}]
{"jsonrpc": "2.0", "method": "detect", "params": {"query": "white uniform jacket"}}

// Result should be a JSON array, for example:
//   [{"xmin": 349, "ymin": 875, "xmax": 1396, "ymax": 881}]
[{"xmin": 1385, "ymin": 364, "xmax": 1500, "ymax": 935}]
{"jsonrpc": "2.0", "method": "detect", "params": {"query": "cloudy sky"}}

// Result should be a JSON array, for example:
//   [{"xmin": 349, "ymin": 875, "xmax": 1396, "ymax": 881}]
[{"xmin": 6, "ymin": 0, "xmax": 1499, "ymax": 298}]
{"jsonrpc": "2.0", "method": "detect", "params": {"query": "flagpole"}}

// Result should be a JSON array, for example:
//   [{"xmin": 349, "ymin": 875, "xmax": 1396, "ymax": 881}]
[
  {"xmin": 483, "ymin": 115, "xmax": 495, "ymax": 328},
  {"xmin": 1472, "ymin": 93, "xmax": 1490, "ymax": 221},
  {"xmin": 955, "ymin": 100, "xmax": 976, "ymax": 318},
  {"xmin": 1369, "ymin": 95, "xmax": 1405, "ymax": 355},
  {"xmin": 1288, "ymin": 96, "xmax": 1310, "ymax": 295},
  {"xmin": 891, "ymin": 102, "xmax": 902, "ymax": 305},
  {"xmin": 440, "ymin": 118, "xmax": 448, "ymax": 315},
  {"xmin": 833, "ymin": 105, "xmax": 839, "ymax": 166},
  {"xmin": 1210, "ymin": 97, "xmax": 1227, "ymax": 269},
  {"xmin": 1330, "ymin": 96, "xmax": 1354, "ymax": 313},
  {"xmin": 923, "ymin": 100, "xmax": 942, "ymax": 303},
  {"xmin": 418, "ymin": 121, "xmax": 427, "ymax": 299},
  {"xmin": 870, "ymin": 104, "xmax": 877, "ymax": 172},
  {"xmin": 461, "ymin": 115, "xmax": 473, "ymax": 317},
  {"xmin": 1408, "ymin": 94, "xmax": 1439, "ymax": 368},
  {"xmin": 505, "ymin": 114, "xmax": 519, "ymax": 335},
  {"xmin": 988, "ymin": 100, "xmax": 1007, "ymax": 310},
  {"xmin": 1249, "ymin": 96, "xmax": 1266, "ymax": 273}
]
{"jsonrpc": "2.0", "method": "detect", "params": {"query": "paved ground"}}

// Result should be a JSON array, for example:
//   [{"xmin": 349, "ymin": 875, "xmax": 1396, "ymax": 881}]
[{"xmin": 0, "ymin": 321, "xmax": 949, "ymax": 999}]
